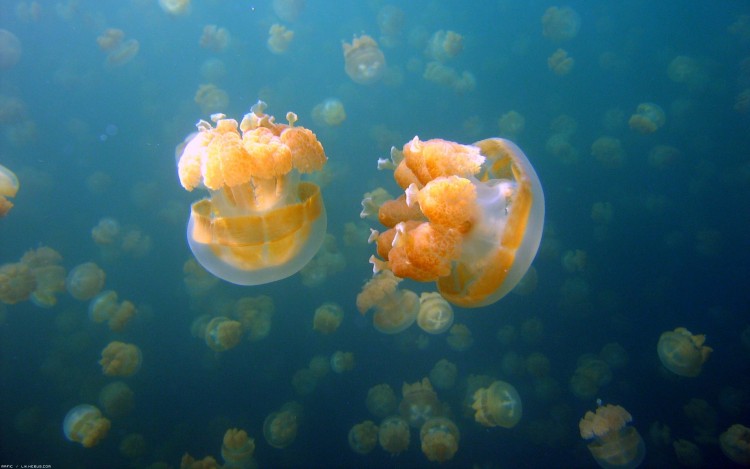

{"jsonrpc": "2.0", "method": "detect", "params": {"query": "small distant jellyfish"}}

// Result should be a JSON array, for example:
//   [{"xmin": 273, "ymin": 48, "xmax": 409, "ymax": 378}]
[
  {"xmin": 628, "ymin": 102, "xmax": 665, "ymax": 134},
  {"xmin": 272, "ymin": 0, "xmax": 305, "ymax": 22},
  {"xmin": 366, "ymin": 383, "xmax": 397, "ymax": 419},
  {"xmin": 472, "ymin": 380, "xmax": 523, "ymax": 428},
  {"xmin": 548, "ymin": 48, "xmax": 574, "ymax": 75},
  {"xmin": 416, "ymin": 292, "xmax": 454, "ymax": 335},
  {"xmin": 205, "ymin": 317, "xmax": 243, "ymax": 352},
  {"xmin": 425, "ymin": 30, "xmax": 463, "ymax": 62},
  {"xmin": 657, "ymin": 327, "xmax": 712, "ymax": 377},
  {"xmin": 0, "ymin": 29, "xmax": 22, "ymax": 70},
  {"xmin": 312, "ymin": 98, "xmax": 346, "ymax": 127},
  {"xmin": 63, "ymin": 404, "xmax": 111, "ymax": 448},
  {"xmin": 159, "ymin": 0, "xmax": 190, "ymax": 16},
  {"xmin": 221, "ymin": 428, "xmax": 256, "ymax": 468},
  {"xmin": 99, "ymin": 341, "xmax": 142, "ymax": 377},
  {"xmin": 579, "ymin": 403, "xmax": 646, "ymax": 469},
  {"xmin": 330, "ymin": 351, "xmax": 355, "ymax": 373},
  {"xmin": 720, "ymin": 424, "xmax": 750, "ymax": 466},
  {"xmin": 541, "ymin": 6, "xmax": 581, "ymax": 42},
  {"xmin": 267, "ymin": 24, "xmax": 294, "ymax": 54},
  {"xmin": 429, "ymin": 359, "xmax": 457, "ymax": 390},
  {"xmin": 498, "ymin": 110, "xmax": 525, "ymax": 139},
  {"xmin": 0, "ymin": 163, "xmax": 19, "ymax": 217},
  {"xmin": 343, "ymin": 35, "xmax": 386, "ymax": 85},
  {"xmin": 200, "ymin": 25, "xmax": 231, "ymax": 53},
  {"xmin": 378, "ymin": 416, "xmax": 410, "ymax": 455},
  {"xmin": 446, "ymin": 323, "xmax": 473, "ymax": 351},
  {"xmin": 194, "ymin": 84, "xmax": 229, "ymax": 116},
  {"xmin": 591, "ymin": 136, "xmax": 626, "ymax": 168},
  {"xmin": 66, "ymin": 262, "xmax": 105, "ymax": 301},
  {"xmin": 312, "ymin": 302, "xmax": 344, "ymax": 335},
  {"xmin": 263, "ymin": 402, "xmax": 302, "ymax": 449},
  {"xmin": 348, "ymin": 420, "xmax": 379, "ymax": 455},
  {"xmin": 420, "ymin": 417, "xmax": 460, "ymax": 463}
]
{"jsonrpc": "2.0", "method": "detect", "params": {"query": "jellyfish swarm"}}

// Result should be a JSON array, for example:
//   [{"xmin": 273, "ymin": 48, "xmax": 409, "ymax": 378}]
[
  {"xmin": 370, "ymin": 137, "xmax": 544, "ymax": 308},
  {"xmin": 177, "ymin": 101, "xmax": 328, "ymax": 285},
  {"xmin": 579, "ymin": 404, "xmax": 646, "ymax": 469}
]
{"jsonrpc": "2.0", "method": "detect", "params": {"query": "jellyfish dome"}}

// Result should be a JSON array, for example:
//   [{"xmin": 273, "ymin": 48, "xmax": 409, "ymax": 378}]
[
  {"xmin": 177, "ymin": 101, "xmax": 328, "ymax": 285},
  {"xmin": 0, "ymin": 29, "xmax": 22, "ymax": 70},
  {"xmin": 420, "ymin": 417, "xmax": 460, "ymax": 463},
  {"xmin": 417, "ymin": 292, "xmax": 454, "ymax": 334},
  {"xmin": 66, "ymin": 262, "xmax": 105, "ymax": 301},
  {"xmin": 657, "ymin": 327, "xmax": 712, "ymax": 377},
  {"xmin": 370, "ymin": 137, "xmax": 544, "ymax": 308},
  {"xmin": 0, "ymin": 163, "xmax": 19, "ymax": 217},
  {"xmin": 579, "ymin": 404, "xmax": 646, "ymax": 469},
  {"xmin": 343, "ymin": 35, "xmax": 386, "ymax": 85},
  {"xmin": 472, "ymin": 380, "xmax": 522, "ymax": 428},
  {"xmin": 63, "ymin": 404, "xmax": 111, "ymax": 448}
]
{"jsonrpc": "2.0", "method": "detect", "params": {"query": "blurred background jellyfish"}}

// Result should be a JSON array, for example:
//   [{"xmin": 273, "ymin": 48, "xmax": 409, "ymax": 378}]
[
  {"xmin": 158, "ymin": 0, "xmax": 190, "ymax": 16},
  {"xmin": 657, "ymin": 327, "xmax": 712, "ymax": 377},
  {"xmin": 366, "ymin": 383, "xmax": 397, "ymax": 419},
  {"xmin": 177, "ymin": 101, "xmax": 328, "ymax": 285},
  {"xmin": 591, "ymin": 136, "xmax": 626, "ymax": 168},
  {"xmin": 0, "ymin": 262, "xmax": 35, "ymax": 305},
  {"xmin": 0, "ymin": 163, "xmax": 19, "ymax": 216},
  {"xmin": 498, "ymin": 110, "xmax": 525, "ymax": 140},
  {"xmin": 425, "ymin": 30, "xmax": 464, "ymax": 62},
  {"xmin": 194, "ymin": 84, "xmax": 229, "ymax": 116},
  {"xmin": 548, "ymin": 48, "xmax": 574, "ymax": 75},
  {"xmin": 221, "ymin": 428, "xmax": 255, "ymax": 469},
  {"xmin": 96, "ymin": 28, "xmax": 138, "ymax": 68},
  {"xmin": 66, "ymin": 262, "xmax": 105, "ymax": 301},
  {"xmin": 541, "ymin": 6, "xmax": 581, "ymax": 42},
  {"xmin": 429, "ymin": 359, "xmax": 457, "ymax": 390},
  {"xmin": 343, "ymin": 35, "xmax": 386, "ymax": 85},
  {"xmin": 357, "ymin": 270, "xmax": 419, "ymax": 334},
  {"xmin": 628, "ymin": 102, "xmax": 665, "ymax": 134},
  {"xmin": 330, "ymin": 350, "xmax": 355, "ymax": 373},
  {"xmin": 63, "ymin": 404, "xmax": 111, "ymax": 448},
  {"xmin": 99, "ymin": 341, "xmax": 142, "ymax": 377},
  {"xmin": 368, "ymin": 137, "xmax": 544, "ymax": 308},
  {"xmin": 263, "ymin": 402, "xmax": 302, "ymax": 449},
  {"xmin": 579, "ymin": 403, "xmax": 646, "ymax": 469},
  {"xmin": 233, "ymin": 295, "xmax": 275, "ymax": 342},
  {"xmin": 200, "ymin": 25, "xmax": 231, "ymax": 53},
  {"xmin": 300, "ymin": 234, "xmax": 346, "ymax": 287},
  {"xmin": 204, "ymin": 317, "xmax": 243, "ymax": 352},
  {"xmin": 348, "ymin": 420, "xmax": 379, "ymax": 455},
  {"xmin": 311, "ymin": 98, "xmax": 346, "ymax": 127},
  {"xmin": 312, "ymin": 302, "xmax": 343, "ymax": 335},
  {"xmin": 183, "ymin": 258, "xmax": 219, "ymax": 297},
  {"xmin": 0, "ymin": 29, "xmax": 22, "ymax": 70},
  {"xmin": 472, "ymin": 380, "xmax": 522, "ymax": 428},
  {"xmin": 376, "ymin": 5, "xmax": 404, "ymax": 47},
  {"xmin": 21, "ymin": 246, "xmax": 66, "ymax": 308},
  {"xmin": 719, "ymin": 424, "xmax": 750, "ymax": 466},
  {"xmin": 267, "ymin": 24, "xmax": 294, "ymax": 54},
  {"xmin": 416, "ymin": 292, "xmax": 454, "ymax": 334},
  {"xmin": 420, "ymin": 417, "xmax": 460, "ymax": 463},
  {"xmin": 446, "ymin": 323, "xmax": 474, "ymax": 351},
  {"xmin": 98, "ymin": 381, "xmax": 134, "ymax": 418},
  {"xmin": 272, "ymin": 0, "xmax": 305, "ymax": 22},
  {"xmin": 399, "ymin": 378, "xmax": 444, "ymax": 428},
  {"xmin": 378, "ymin": 416, "xmax": 410, "ymax": 456}
]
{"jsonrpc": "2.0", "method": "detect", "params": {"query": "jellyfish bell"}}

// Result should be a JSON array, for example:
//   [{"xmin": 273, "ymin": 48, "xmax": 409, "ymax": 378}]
[
  {"xmin": 343, "ymin": 35, "xmax": 386, "ymax": 85},
  {"xmin": 0, "ymin": 29, "xmax": 22, "ymax": 70},
  {"xmin": 63, "ymin": 404, "xmax": 110, "ymax": 448},
  {"xmin": 0, "ymin": 163, "xmax": 19, "ymax": 217}
]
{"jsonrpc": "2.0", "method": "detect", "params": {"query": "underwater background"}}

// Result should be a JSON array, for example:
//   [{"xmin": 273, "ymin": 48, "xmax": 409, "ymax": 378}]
[{"xmin": 1, "ymin": 0, "xmax": 749, "ymax": 467}]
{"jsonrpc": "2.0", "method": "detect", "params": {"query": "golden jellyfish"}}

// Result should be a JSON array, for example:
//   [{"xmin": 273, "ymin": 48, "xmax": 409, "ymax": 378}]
[
  {"xmin": 399, "ymin": 378, "xmax": 443, "ymax": 428},
  {"xmin": 0, "ymin": 29, "xmax": 22, "ymax": 70},
  {"xmin": 348, "ymin": 420, "xmax": 379, "ymax": 455},
  {"xmin": 267, "ymin": 24, "xmax": 294, "ymax": 54},
  {"xmin": 648, "ymin": 145, "xmax": 680, "ymax": 170},
  {"xmin": 673, "ymin": 439, "xmax": 703, "ymax": 468},
  {"xmin": 311, "ymin": 98, "xmax": 346, "ymax": 127},
  {"xmin": 119, "ymin": 433, "xmax": 146, "ymax": 459},
  {"xmin": 300, "ymin": 233, "xmax": 346, "ymax": 287},
  {"xmin": 447, "ymin": 323, "xmax": 473, "ymax": 351},
  {"xmin": 423, "ymin": 61, "xmax": 476, "ymax": 93},
  {"xmin": 366, "ymin": 383, "xmax": 398, "ymax": 419},
  {"xmin": 88, "ymin": 290, "xmax": 118, "ymax": 323},
  {"xmin": 570, "ymin": 355, "xmax": 612, "ymax": 400},
  {"xmin": 498, "ymin": 110, "xmax": 525, "ymax": 139},
  {"xmin": 272, "ymin": 0, "xmax": 305, "ymax": 22},
  {"xmin": 378, "ymin": 416, "xmax": 410, "ymax": 455},
  {"xmin": 99, "ymin": 341, "xmax": 142, "ymax": 377},
  {"xmin": 221, "ymin": 428, "xmax": 255, "ymax": 468},
  {"xmin": 369, "ymin": 136, "xmax": 544, "ymax": 308},
  {"xmin": 548, "ymin": 48, "xmax": 574, "ymax": 75},
  {"xmin": 205, "ymin": 317, "xmax": 243, "ymax": 352},
  {"xmin": 657, "ymin": 327, "xmax": 712, "ymax": 377},
  {"xmin": 21, "ymin": 247, "xmax": 66, "ymax": 308},
  {"xmin": 541, "ymin": 6, "xmax": 581, "ymax": 42},
  {"xmin": 194, "ymin": 84, "xmax": 229, "ymax": 116},
  {"xmin": 233, "ymin": 295, "xmax": 274, "ymax": 341},
  {"xmin": 429, "ymin": 359, "xmax": 457, "ymax": 390},
  {"xmin": 177, "ymin": 101, "xmax": 328, "ymax": 285},
  {"xmin": 417, "ymin": 292, "xmax": 454, "ymax": 334},
  {"xmin": 308, "ymin": 354, "xmax": 330, "ymax": 379},
  {"xmin": 292, "ymin": 368, "xmax": 317, "ymax": 396},
  {"xmin": 108, "ymin": 300, "xmax": 136, "ymax": 332},
  {"xmin": 343, "ymin": 35, "xmax": 386, "ymax": 85},
  {"xmin": 159, "ymin": 0, "xmax": 190, "ymax": 16},
  {"xmin": 591, "ymin": 136, "xmax": 626, "ymax": 168},
  {"xmin": 561, "ymin": 249, "xmax": 587, "ymax": 272},
  {"xmin": 91, "ymin": 217, "xmax": 120, "ymax": 245},
  {"xmin": 720, "ymin": 424, "xmax": 750, "ymax": 466},
  {"xmin": 420, "ymin": 417, "xmax": 460, "ymax": 463},
  {"xmin": 200, "ymin": 25, "xmax": 231, "ymax": 53},
  {"xmin": 0, "ymin": 262, "xmax": 35, "ymax": 304},
  {"xmin": 330, "ymin": 350, "xmax": 355, "ymax": 373},
  {"xmin": 472, "ymin": 380, "xmax": 522, "ymax": 428},
  {"xmin": 312, "ymin": 302, "xmax": 344, "ymax": 334},
  {"xmin": 181, "ymin": 454, "xmax": 219, "ymax": 468},
  {"xmin": 183, "ymin": 258, "xmax": 219, "ymax": 297},
  {"xmin": 263, "ymin": 402, "xmax": 302, "ymax": 449},
  {"xmin": 99, "ymin": 381, "xmax": 134, "ymax": 418},
  {"xmin": 579, "ymin": 404, "xmax": 646, "ymax": 469},
  {"xmin": 425, "ymin": 30, "xmax": 463, "ymax": 62},
  {"xmin": 628, "ymin": 102, "xmax": 665, "ymax": 134},
  {"xmin": 0, "ymin": 164, "xmax": 19, "ymax": 217},
  {"xmin": 377, "ymin": 5, "xmax": 404, "ymax": 46},
  {"xmin": 66, "ymin": 262, "xmax": 105, "ymax": 300},
  {"xmin": 105, "ymin": 38, "xmax": 139, "ymax": 68},
  {"xmin": 63, "ymin": 404, "xmax": 111, "ymax": 448}
]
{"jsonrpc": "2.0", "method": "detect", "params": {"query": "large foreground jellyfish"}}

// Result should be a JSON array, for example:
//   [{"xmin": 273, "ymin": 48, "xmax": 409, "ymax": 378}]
[
  {"xmin": 368, "ymin": 137, "xmax": 544, "ymax": 308},
  {"xmin": 177, "ymin": 101, "xmax": 328, "ymax": 285}
]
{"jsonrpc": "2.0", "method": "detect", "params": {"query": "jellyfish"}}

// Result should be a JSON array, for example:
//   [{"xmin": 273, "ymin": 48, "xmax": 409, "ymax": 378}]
[
  {"xmin": 447, "ymin": 323, "xmax": 474, "ymax": 351},
  {"xmin": 177, "ymin": 101, "xmax": 328, "ymax": 285},
  {"xmin": 20, "ymin": 247, "xmax": 66, "ymax": 308},
  {"xmin": 233, "ymin": 295, "xmax": 274, "ymax": 341},
  {"xmin": 91, "ymin": 217, "xmax": 120, "ymax": 245},
  {"xmin": 108, "ymin": 300, "xmax": 136, "ymax": 332},
  {"xmin": 657, "ymin": 327, "xmax": 712, "ymax": 377},
  {"xmin": 119, "ymin": 433, "xmax": 146, "ymax": 459},
  {"xmin": 720, "ymin": 424, "xmax": 750, "ymax": 466},
  {"xmin": 66, "ymin": 262, "xmax": 105, "ymax": 301},
  {"xmin": 417, "ymin": 292, "xmax": 454, "ymax": 334},
  {"xmin": 548, "ymin": 48, "xmax": 574, "ymax": 75},
  {"xmin": 205, "ymin": 317, "xmax": 243, "ymax": 352},
  {"xmin": 570, "ymin": 355, "xmax": 612, "ymax": 400},
  {"xmin": 420, "ymin": 417, "xmax": 460, "ymax": 463},
  {"xmin": 425, "ymin": 30, "xmax": 464, "ymax": 62},
  {"xmin": 628, "ymin": 102, "xmax": 665, "ymax": 134},
  {"xmin": 292, "ymin": 368, "xmax": 317, "ymax": 396},
  {"xmin": 312, "ymin": 302, "xmax": 344, "ymax": 334},
  {"xmin": 183, "ymin": 258, "xmax": 219, "ymax": 297},
  {"xmin": 105, "ymin": 39, "xmax": 139, "ymax": 68},
  {"xmin": 263, "ymin": 402, "xmax": 302, "ymax": 449},
  {"xmin": 330, "ymin": 351, "xmax": 355, "ymax": 373},
  {"xmin": 369, "ymin": 136, "xmax": 544, "ymax": 308},
  {"xmin": 378, "ymin": 416, "xmax": 410, "ymax": 455},
  {"xmin": 343, "ymin": 35, "xmax": 386, "ymax": 85},
  {"xmin": 579, "ymin": 403, "xmax": 646, "ymax": 469},
  {"xmin": 0, "ymin": 262, "xmax": 35, "ymax": 304},
  {"xmin": 525, "ymin": 353, "xmax": 551, "ymax": 379},
  {"xmin": 591, "ymin": 136, "xmax": 626, "ymax": 168},
  {"xmin": 158, "ymin": 0, "xmax": 190, "ymax": 16},
  {"xmin": 429, "ymin": 359, "xmax": 457, "ymax": 390},
  {"xmin": 311, "ymin": 98, "xmax": 346, "ymax": 127},
  {"xmin": 0, "ymin": 29, "xmax": 22, "ymax": 70},
  {"xmin": 88, "ymin": 290, "xmax": 118, "ymax": 323},
  {"xmin": 399, "ymin": 378, "xmax": 443, "ymax": 428},
  {"xmin": 308, "ymin": 355, "xmax": 330, "ymax": 379},
  {"xmin": 472, "ymin": 380, "xmax": 522, "ymax": 428},
  {"xmin": 63, "ymin": 404, "xmax": 111, "ymax": 448},
  {"xmin": 194, "ymin": 84, "xmax": 229, "ymax": 116},
  {"xmin": 366, "ymin": 383, "xmax": 397, "ymax": 419},
  {"xmin": 221, "ymin": 428, "xmax": 255, "ymax": 468},
  {"xmin": 541, "ymin": 6, "xmax": 581, "ymax": 42},
  {"xmin": 423, "ymin": 61, "xmax": 476, "ymax": 93},
  {"xmin": 673, "ymin": 439, "xmax": 703, "ymax": 467},
  {"xmin": 99, "ymin": 381, "xmax": 134, "ymax": 418},
  {"xmin": 561, "ymin": 249, "xmax": 587, "ymax": 273},
  {"xmin": 357, "ymin": 270, "xmax": 419, "ymax": 333},
  {"xmin": 267, "ymin": 24, "xmax": 294, "ymax": 54},
  {"xmin": 272, "ymin": 0, "xmax": 304, "ymax": 22},
  {"xmin": 300, "ymin": 234, "xmax": 346, "ymax": 287},
  {"xmin": 348, "ymin": 420, "xmax": 379, "ymax": 455},
  {"xmin": 200, "ymin": 25, "xmax": 231, "ymax": 53},
  {"xmin": 498, "ymin": 111, "xmax": 525, "ymax": 139},
  {"xmin": 377, "ymin": 5, "xmax": 404, "ymax": 46},
  {"xmin": 0, "ymin": 163, "xmax": 19, "ymax": 217},
  {"xmin": 99, "ymin": 341, "xmax": 142, "ymax": 377}
]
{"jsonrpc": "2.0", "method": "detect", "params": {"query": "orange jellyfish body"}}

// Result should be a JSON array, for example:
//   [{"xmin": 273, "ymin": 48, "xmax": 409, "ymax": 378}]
[
  {"xmin": 472, "ymin": 380, "xmax": 523, "ymax": 428},
  {"xmin": 657, "ymin": 327, "xmax": 712, "ymax": 377},
  {"xmin": 373, "ymin": 137, "xmax": 544, "ymax": 308},
  {"xmin": 177, "ymin": 101, "xmax": 328, "ymax": 285},
  {"xmin": 0, "ymin": 163, "xmax": 19, "ymax": 217},
  {"xmin": 63, "ymin": 404, "xmax": 111, "ymax": 448},
  {"xmin": 579, "ymin": 404, "xmax": 646, "ymax": 469}
]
